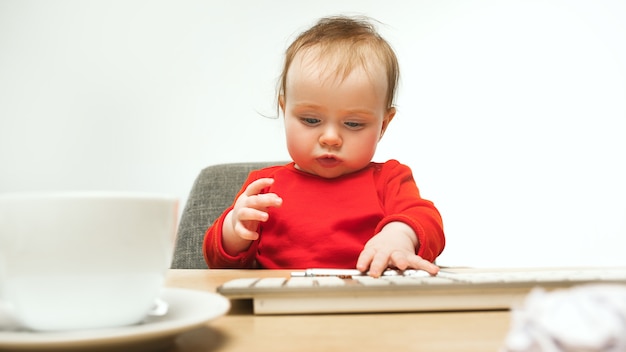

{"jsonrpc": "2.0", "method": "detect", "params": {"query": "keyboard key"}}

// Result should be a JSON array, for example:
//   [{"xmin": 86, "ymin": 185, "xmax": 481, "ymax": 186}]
[
  {"xmin": 352, "ymin": 276, "xmax": 391, "ymax": 286},
  {"xmin": 220, "ymin": 277, "xmax": 259, "ymax": 289},
  {"xmin": 315, "ymin": 276, "xmax": 346, "ymax": 287},
  {"xmin": 255, "ymin": 277, "xmax": 287, "ymax": 288},
  {"xmin": 285, "ymin": 277, "xmax": 315, "ymax": 288},
  {"xmin": 419, "ymin": 276, "xmax": 457, "ymax": 285},
  {"xmin": 382, "ymin": 276, "xmax": 425, "ymax": 285},
  {"xmin": 401, "ymin": 269, "xmax": 432, "ymax": 278}
]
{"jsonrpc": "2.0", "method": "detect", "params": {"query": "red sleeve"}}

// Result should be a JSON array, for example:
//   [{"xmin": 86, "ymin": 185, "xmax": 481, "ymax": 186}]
[
  {"xmin": 202, "ymin": 168, "xmax": 276, "ymax": 268},
  {"xmin": 374, "ymin": 160, "xmax": 445, "ymax": 262}
]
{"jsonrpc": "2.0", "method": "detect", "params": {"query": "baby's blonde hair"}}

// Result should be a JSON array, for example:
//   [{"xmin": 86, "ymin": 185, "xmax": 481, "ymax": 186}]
[{"xmin": 278, "ymin": 15, "xmax": 400, "ymax": 111}]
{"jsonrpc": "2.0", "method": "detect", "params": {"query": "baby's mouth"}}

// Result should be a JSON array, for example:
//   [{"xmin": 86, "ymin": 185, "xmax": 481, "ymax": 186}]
[{"xmin": 316, "ymin": 155, "xmax": 342, "ymax": 168}]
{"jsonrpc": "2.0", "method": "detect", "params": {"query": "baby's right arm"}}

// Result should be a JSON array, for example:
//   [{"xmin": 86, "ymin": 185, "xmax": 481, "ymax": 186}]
[{"xmin": 222, "ymin": 178, "xmax": 282, "ymax": 256}]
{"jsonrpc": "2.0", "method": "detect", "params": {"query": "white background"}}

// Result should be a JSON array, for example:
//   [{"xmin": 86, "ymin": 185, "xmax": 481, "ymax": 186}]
[{"xmin": 1, "ymin": 0, "xmax": 624, "ymax": 268}]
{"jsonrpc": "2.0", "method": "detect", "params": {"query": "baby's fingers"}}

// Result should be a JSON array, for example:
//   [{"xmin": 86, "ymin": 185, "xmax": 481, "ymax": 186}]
[
  {"xmin": 406, "ymin": 255, "xmax": 440, "ymax": 276},
  {"xmin": 233, "ymin": 221, "xmax": 260, "ymax": 241},
  {"xmin": 239, "ymin": 178, "xmax": 282, "ymax": 209},
  {"xmin": 356, "ymin": 247, "xmax": 375, "ymax": 273},
  {"xmin": 243, "ymin": 192, "xmax": 283, "ymax": 210},
  {"xmin": 237, "ymin": 207, "xmax": 272, "ymax": 223},
  {"xmin": 357, "ymin": 248, "xmax": 390, "ymax": 277},
  {"xmin": 244, "ymin": 178, "xmax": 276, "ymax": 196}
]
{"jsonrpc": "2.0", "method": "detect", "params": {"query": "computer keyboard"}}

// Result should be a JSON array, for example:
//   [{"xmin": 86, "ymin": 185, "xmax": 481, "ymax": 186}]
[{"xmin": 216, "ymin": 267, "xmax": 626, "ymax": 314}]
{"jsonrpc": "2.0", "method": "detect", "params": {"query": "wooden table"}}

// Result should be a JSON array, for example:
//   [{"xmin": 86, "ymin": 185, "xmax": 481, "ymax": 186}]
[{"xmin": 163, "ymin": 269, "xmax": 512, "ymax": 352}]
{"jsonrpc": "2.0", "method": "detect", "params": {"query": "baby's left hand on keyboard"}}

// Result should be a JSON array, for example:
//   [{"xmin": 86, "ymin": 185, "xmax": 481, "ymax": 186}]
[{"xmin": 356, "ymin": 222, "xmax": 439, "ymax": 278}]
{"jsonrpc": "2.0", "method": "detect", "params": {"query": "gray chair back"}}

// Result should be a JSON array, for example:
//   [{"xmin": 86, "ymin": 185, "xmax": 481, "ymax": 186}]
[{"xmin": 171, "ymin": 161, "xmax": 285, "ymax": 269}]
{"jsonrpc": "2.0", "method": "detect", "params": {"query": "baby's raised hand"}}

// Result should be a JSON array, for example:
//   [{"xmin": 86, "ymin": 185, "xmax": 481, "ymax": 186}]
[
  {"xmin": 356, "ymin": 222, "xmax": 439, "ymax": 277},
  {"xmin": 230, "ymin": 178, "xmax": 282, "ymax": 241},
  {"xmin": 222, "ymin": 178, "xmax": 282, "ymax": 255}
]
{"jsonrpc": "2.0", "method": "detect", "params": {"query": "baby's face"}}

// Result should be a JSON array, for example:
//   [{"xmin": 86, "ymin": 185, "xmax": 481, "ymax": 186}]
[{"xmin": 281, "ymin": 49, "xmax": 395, "ymax": 178}]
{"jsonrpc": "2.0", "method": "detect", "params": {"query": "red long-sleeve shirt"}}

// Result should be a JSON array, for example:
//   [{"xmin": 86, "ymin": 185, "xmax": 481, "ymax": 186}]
[{"xmin": 203, "ymin": 160, "xmax": 444, "ymax": 269}]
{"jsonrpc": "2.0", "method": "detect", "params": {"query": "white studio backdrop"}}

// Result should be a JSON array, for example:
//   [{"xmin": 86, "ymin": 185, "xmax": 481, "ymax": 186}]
[{"xmin": 1, "ymin": 0, "xmax": 625, "ymax": 268}]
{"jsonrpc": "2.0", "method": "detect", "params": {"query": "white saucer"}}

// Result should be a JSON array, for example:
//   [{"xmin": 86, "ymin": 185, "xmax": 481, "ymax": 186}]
[{"xmin": 0, "ymin": 288, "xmax": 230, "ymax": 351}]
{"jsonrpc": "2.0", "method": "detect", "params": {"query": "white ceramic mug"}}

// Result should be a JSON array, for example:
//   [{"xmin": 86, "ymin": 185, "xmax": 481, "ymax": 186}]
[{"xmin": 0, "ymin": 192, "xmax": 178, "ymax": 331}]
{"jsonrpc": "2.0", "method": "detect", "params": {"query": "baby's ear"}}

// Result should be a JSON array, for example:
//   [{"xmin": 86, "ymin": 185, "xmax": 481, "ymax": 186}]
[
  {"xmin": 379, "ymin": 107, "xmax": 396, "ymax": 140},
  {"xmin": 278, "ymin": 95, "xmax": 285, "ymax": 111}
]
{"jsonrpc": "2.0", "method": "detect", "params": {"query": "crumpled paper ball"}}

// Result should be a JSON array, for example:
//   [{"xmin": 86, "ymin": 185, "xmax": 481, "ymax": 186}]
[{"xmin": 502, "ymin": 284, "xmax": 626, "ymax": 352}]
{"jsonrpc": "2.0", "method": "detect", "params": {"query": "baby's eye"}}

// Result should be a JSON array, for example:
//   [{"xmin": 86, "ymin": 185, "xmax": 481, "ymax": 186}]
[
  {"xmin": 300, "ymin": 117, "xmax": 321, "ymax": 126},
  {"xmin": 344, "ymin": 121, "xmax": 365, "ymax": 129}
]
